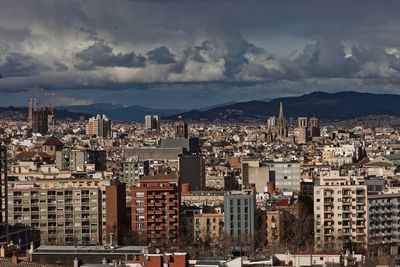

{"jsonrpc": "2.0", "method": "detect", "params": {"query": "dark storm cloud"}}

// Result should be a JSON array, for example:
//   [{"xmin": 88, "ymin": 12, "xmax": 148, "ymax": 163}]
[
  {"xmin": 1, "ymin": 0, "xmax": 400, "ymax": 107},
  {"xmin": 146, "ymin": 47, "xmax": 176, "ymax": 64},
  {"xmin": 75, "ymin": 42, "xmax": 146, "ymax": 69},
  {"xmin": 0, "ymin": 52, "xmax": 50, "ymax": 76},
  {"xmin": 293, "ymin": 39, "xmax": 359, "ymax": 78}
]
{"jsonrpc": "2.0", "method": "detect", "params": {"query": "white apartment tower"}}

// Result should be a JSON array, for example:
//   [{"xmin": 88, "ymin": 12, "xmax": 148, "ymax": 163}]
[
  {"xmin": 314, "ymin": 171, "xmax": 368, "ymax": 251},
  {"xmin": 144, "ymin": 115, "xmax": 160, "ymax": 131},
  {"xmin": 86, "ymin": 114, "xmax": 111, "ymax": 138}
]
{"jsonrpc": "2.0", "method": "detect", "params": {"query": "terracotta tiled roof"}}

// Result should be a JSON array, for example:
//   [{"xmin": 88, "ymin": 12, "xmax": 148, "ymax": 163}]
[
  {"xmin": 14, "ymin": 151, "xmax": 52, "ymax": 160},
  {"xmin": 42, "ymin": 136, "xmax": 63, "ymax": 147}
]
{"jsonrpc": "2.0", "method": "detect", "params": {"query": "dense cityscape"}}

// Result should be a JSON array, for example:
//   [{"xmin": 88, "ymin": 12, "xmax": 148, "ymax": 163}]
[
  {"xmin": 0, "ymin": 95, "xmax": 398, "ymax": 266},
  {"xmin": 3, "ymin": 1, "xmax": 400, "ymax": 266}
]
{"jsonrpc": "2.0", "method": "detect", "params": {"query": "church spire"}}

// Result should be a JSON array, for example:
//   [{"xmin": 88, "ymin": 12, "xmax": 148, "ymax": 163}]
[{"xmin": 278, "ymin": 101, "xmax": 284, "ymax": 120}]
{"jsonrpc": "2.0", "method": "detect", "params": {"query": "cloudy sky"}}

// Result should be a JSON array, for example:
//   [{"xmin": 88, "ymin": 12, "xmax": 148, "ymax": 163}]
[{"xmin": 1, "ymin": 0, "xmax": 400, "ymax": 108}]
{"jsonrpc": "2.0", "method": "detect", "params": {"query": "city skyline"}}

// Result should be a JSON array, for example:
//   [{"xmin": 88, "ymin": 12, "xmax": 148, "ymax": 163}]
[{"xmin": 0, "ymin": 1, "xmax": 400, "ymax": 108}]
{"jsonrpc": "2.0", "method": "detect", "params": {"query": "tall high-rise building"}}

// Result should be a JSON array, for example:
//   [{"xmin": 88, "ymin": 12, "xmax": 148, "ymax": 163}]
[
  {"xmin": 175, "ymin": 118, "xmax": 188, "ymax": 139},
  {"xmin": 179, "ymin": 155, "xmax": 205, "ymax": 191},
  {"xmin": 368, "ymin": 193, "xmax": 400, "ymax": 256},
  {"xmin": 144, "ymin": 115, "xmax": 160, "ymax": 131},
  {"xmin": 0, "ymin": 144, "xmax": 8, "ymax": 235},
  {"xmin": 131, "ymin": 172, "xmax": 180, "ymax": 245},
  {"xmin": 314, "ymin": 174, "xmax": 367, "ymax": 251},
  {"xmin": 105, "ymin": 181, "xmax": 126, "ymax": 245},
  {"xmin": 86, "ymin": 114, "xmax": 111, "ymax": 138}
]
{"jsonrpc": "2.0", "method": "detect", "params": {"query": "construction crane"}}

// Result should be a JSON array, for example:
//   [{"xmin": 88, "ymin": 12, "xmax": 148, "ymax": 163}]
[
  {"xmin": 23, "ymin": 86, "xmax": 45, "ymax": 108},
  {"xmin": 45, "ymin": 92, "xmax": 56, "ymax": 112}
]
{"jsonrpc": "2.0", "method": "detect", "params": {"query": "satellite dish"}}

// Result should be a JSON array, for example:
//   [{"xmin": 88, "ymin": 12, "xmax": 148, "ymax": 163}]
[{"xmin": 155, "ymin": 248, "xmax": 160, "ymax": 254}]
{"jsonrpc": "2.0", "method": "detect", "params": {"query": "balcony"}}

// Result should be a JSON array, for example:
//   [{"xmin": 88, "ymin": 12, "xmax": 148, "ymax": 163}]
[{"xmin": 169, "ymin": 209, "xmax": 177, "ymax": 215}]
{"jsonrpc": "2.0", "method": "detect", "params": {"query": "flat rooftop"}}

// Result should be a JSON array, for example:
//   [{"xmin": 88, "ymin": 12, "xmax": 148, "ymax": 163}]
[{"xmin": 34, "ymin": 245, "xmax": 151, "ymax": 255}]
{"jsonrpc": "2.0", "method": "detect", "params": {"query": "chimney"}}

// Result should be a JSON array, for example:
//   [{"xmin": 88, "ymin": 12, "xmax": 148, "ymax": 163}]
[
  {"xmin": 73, "ymin": 257, "xmax": 79, "ymax": 267},
  {"xmin": 29, "ymin": 242, "xmax": 34, "ymax": 261},
  {"xmin": 11, "ymin": 252, "xmax": 18, "ymax": 265}
]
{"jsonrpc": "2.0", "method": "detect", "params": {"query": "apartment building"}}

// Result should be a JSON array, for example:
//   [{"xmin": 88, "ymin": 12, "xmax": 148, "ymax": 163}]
[
  {"xmin": 123, "ymin": 156, "xmax": 149, "ymax": 187},
  {"xmin": 265, "ymin": 160, "xmax": 301, "ymax": 192},
  {"xmin": 86, "ymin": 114, "xmax": 112, "ymax": 138},
  {"xmin": 181, "ymin": 207, "xmax": 224, "ymax": 243},
  {"xmin": 144, "ymin": 115, "xmax": 160, "ymax": 131},
  {"xmin": 224, "ymin": 189, "xmax": 256, "ymax": 245},
  {"xmin": 368, "ymin": 193, "xmax": 400, "ymax": 256},
  {"xmin": 105, "ymin": 181, "xmax": 127, "ymax": 245},
  {"xmin": 131, "ymin": 172, "xmax": 180, "ymax": 244},
  {"xmin": 0, "ymin": 144, "xmax": 7, "ymax": 227},
  {"xmin": 266, "ymin": 209, "xmax": 284, "ymax": 246},
  {"xmin": 7, "ymin": 179, "xmax": 113, "ymax": 246},
  {"xmin": 314, "ymin": 173, "xmax": 368, "ymax": 251},
  {"xmin": 8, "ymin": 186, "xmax": 102, "ymax": 245}
]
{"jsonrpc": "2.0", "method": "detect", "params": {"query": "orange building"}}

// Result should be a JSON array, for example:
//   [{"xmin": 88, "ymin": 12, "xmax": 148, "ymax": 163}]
[{"xmin": 131, "ymin": 172, "xmax": 180, "ymax": 245}]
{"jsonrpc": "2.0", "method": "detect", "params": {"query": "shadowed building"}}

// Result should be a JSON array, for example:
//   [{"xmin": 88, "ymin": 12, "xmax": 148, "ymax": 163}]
[
  {"xmin": 224, "ymin": 189, "xmax": 256, "ymax": 249},
  {"xmin": 179, "ymin": 155, "xmax": 205, "ymax": 191},
  {"xmin": 175, "ymin": 117, "xmax": 188, "ymax": 139},
  {"xmin": 0, "ymin": 144, "xmax": 7, "ymax": 237},
  {"xmin": 106, "ymin": 181, "xmax": 126, "ymax": 245}
]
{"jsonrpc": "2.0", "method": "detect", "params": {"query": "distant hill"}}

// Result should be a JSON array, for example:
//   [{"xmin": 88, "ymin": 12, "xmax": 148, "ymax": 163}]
[
  {"xmin": 60, "ymin": 103, "xmax": 187, "ymax": 121},
  {"xmin": 166, "ymin": 91, "xmax": 400, "ymax": 121},
  {"xmin": 0, "ymin": 106, "xmax": 90, "ymax": 121}
]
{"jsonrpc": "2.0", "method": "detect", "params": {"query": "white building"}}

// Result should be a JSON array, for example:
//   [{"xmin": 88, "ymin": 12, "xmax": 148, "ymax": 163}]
[{"xmin": 314, "ymin": 172, "xmax": 368, "ymax": 251}]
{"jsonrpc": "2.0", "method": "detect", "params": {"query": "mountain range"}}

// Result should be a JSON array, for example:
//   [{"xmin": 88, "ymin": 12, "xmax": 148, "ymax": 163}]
[
  {"xmin": 0, "ymin": 106, "xmax": 90, "ymax": 121},
  {"xmin": 58, "ymin": 103, "xmax": 186, "ymax": 121},
  {"xmin": 3, "ymin": 91, "xmax": 400, "ymax": 122},
  {"xmin": 165, "ymin": 91, "xmax": 400, "ymax": 121}
]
